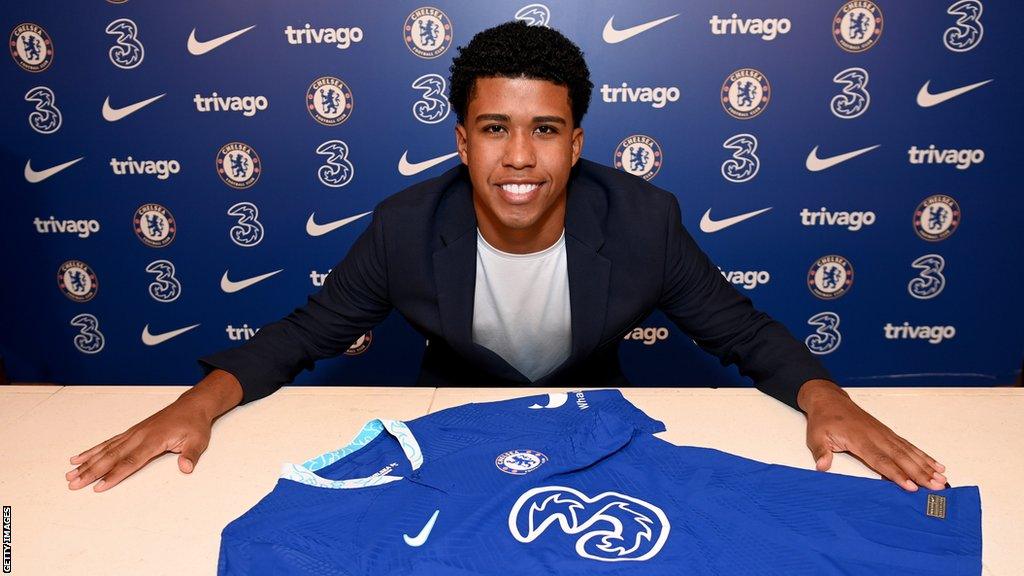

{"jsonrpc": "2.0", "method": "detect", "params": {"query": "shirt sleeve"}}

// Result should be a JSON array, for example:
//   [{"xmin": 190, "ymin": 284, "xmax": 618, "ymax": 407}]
[
  {"xmin": 656, "ymin": 193, "xmax": 832, "ymax": 411},
  {"xmin": 197, "ymin": 206, "xmax": 393, "ymax": 405}
]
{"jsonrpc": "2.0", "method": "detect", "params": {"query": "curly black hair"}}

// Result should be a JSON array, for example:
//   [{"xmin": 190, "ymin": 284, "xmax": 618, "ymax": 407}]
[{"xmin": 448, "ymin": 20, "xmax": 593, "ymax": 127}]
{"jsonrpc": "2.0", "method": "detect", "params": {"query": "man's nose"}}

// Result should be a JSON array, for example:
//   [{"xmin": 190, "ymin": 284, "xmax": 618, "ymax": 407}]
[{"xmin": 502, "ymin": 129, "xmax": 537, "ymax": 169}]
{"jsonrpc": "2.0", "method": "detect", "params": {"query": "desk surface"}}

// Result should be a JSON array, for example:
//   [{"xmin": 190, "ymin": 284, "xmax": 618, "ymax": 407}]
[{"xmin": 0, "ymin": 385, "xmax": 1019, "ymax": 575}]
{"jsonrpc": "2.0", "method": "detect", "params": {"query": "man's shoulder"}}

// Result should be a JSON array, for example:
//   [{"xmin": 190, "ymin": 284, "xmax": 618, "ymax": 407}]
[{"xmin": 574, "ymin": 158, "xmax": 679, "ymax": 217}]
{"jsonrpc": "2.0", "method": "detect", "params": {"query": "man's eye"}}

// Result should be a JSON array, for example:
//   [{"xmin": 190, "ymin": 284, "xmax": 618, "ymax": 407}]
[
  {"xmin": 484, "ymin": 125, "xmax": 506, "ymax": 134},
  {"xmin": 535, "ymin": 125, "xmax": 558, "ymax": 135}
]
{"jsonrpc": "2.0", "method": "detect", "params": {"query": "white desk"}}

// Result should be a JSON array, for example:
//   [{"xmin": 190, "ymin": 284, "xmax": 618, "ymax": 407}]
[{"xmin": 0, "ymin": 385, "xmax": 1019, "ymax": 575}]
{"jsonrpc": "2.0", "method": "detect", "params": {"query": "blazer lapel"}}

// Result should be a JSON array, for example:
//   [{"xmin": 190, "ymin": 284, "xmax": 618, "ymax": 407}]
[
  {"xmin": 559, "ymin": 167, "xmax": 611, "ymax": 371},
  {"xmin": 432, "ymin": 171, "xmax": 529, "ymax": 381}
]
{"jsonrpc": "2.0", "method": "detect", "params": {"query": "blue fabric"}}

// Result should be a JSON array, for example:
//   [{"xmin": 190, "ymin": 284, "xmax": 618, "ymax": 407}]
[{"xmin": 219, "ymin": 390, "xmax": 981, "ymax": 575}]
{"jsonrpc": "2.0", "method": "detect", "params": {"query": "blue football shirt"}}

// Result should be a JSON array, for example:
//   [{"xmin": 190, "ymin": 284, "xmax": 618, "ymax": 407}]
[{"xmin": 219, "ymin": 390, "xmax": 982, "ymax": 575}]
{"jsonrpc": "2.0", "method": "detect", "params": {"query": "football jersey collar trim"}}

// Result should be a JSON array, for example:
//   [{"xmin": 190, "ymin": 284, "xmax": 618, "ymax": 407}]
[{"xmin": 279, "ymin": 418, "xmax": 423, "ymax": 489}]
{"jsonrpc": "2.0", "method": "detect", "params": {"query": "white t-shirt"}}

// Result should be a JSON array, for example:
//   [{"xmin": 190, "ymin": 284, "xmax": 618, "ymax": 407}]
[{"xmin": 472, "ymin": 228, "xmax": 572, "ymax": 381}]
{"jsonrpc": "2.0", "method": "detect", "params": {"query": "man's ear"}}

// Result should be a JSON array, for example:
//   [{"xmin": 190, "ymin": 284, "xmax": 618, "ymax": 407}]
[
  {"xmin": 455, "ymin": 123, "xmax": 468, "ymax": 165},
  {"xmin": 570, "ymin": 126, "xmax": 584, "ymax": 167}
]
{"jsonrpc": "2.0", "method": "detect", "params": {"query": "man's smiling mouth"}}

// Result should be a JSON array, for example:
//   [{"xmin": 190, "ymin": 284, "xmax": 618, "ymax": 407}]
[{"xmin": 497, "ymin": 181, "xmax": 544, "ymax": 204}]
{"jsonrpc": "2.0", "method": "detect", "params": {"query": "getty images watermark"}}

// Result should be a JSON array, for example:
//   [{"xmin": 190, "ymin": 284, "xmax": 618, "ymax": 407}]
[{"xmin": 2, "ymin": 505, "xmax": 10, "ymax": 573}]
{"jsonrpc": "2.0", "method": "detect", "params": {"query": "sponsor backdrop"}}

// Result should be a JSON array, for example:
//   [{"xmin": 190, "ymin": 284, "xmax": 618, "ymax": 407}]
[{"xmin": 2, "ymin": 1, "xmax": 1021, "ymax": 392}]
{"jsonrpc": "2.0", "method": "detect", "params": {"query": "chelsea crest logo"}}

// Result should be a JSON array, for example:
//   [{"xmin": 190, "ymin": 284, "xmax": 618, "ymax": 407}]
[
  {"xmin": 58, "ymin": 260, "xmax": 98, "ymax": 302},
  {"xmin": 134, "ymin": 203, "xmax": 176, "ymax": 248},
  {"xmin": 217, "ymin": 142, "xmax": 261, "ymax": 189},
  {"xmin": 721, "ymin": 68, "xmax": 770, "ymax": 120},
  {"xmin": 614, "ymin": 135, "xmax": 662, "ymax": 181},
  {"xmin": 307, "ymin": 76, "xmax": 353, "ymax": 126},
  {"xmin": 404, "ymin": 7, "xmax": 453, "ymax": 59},
  {"xmin": 833, "ymin": 1, "xmax": 883, "ymax": 53},
  {"xmin": 496, "ymin": 449, "xmax": 548, "ymax": 475},
  {"xmin": 10, "ymin": 23, "xmax": 53, "ymax": 72},
  {"xmin": 807, "ymin": 255, "xmax": 854, "ymax": 300},
  {"xmin": 914, "ymin": 195, "xmax": 961, "ymax": 242}
]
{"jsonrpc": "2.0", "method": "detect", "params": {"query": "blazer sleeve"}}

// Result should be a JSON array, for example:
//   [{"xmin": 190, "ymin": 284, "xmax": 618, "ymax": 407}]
[
  {"xmin": 197, "ymin": 206, "xmax": 393, "ymax": 405},
  {"xmin": 656, "ymin": 194, "xmax": 832, "ymax": 411}
]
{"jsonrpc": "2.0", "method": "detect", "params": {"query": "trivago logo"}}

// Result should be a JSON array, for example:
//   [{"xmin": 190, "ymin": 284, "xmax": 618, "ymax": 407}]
[
  {"xmin": 194, "ymin": 92, "xmax": 269, "ymax": 117},
  {"xmin": 226, "ymin": 324, "xmax": 259, "ymax": 341},
  {"xmin": 719, "ymin": 268, "xmax": 770, "ymax": 289},
  {"xmin": 284, "ymin": 24, "xmax": 364, "ymax": 49},
  {"xmin": 709, "ymin": 13, "xmax": 791, "ymax": 40},
  {"xmin": 883, "ymin": 322, "xmax": 956, "ymax": 344},
  {"xmin": 600, "ymin": 83, "xmax": 680, "ymax": 109},
  {"xmin": 34, "ymin": 216, "xmax": 100, "ymax": 238},
  {"xmin": 622, "ymin": 326, "xmax": 669, "ymax": 345},
  {"xmin": 800, "ymin": 207, "xmax": 876, "ymax": 231},
  {"xmin": 310, "ymin": 269, "xmax": 332, "ymax": 287},
  {"xmin": 907, "ymin": 145, "xmax": 984, "ymax": 170},
  {"xmin": 110, "ymin": 156, "xmax": 180, "ymax": 180}
]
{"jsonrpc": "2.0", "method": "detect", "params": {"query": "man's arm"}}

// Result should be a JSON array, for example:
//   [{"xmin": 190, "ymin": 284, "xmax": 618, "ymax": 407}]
[
  {"xmin": 798, "ymin": 379, "xmax": 947, "ymax": 491},
  {"xmin": 199, "ymin": 205, "xmax": 393, "ymax": 405},
  {"xmin": 67, "ymin": 369, "xmax": 242, "ymax": 492},
  {"xmin": 67, "ymin": 207, "xmax": 393, "ymax": 491},
  {"xmin": 657, "ymin": 195, "xmax": 947, "ymax": 491},
  {"xmin": 656, "ymin": 194, "xmax": 830, "ymax": 409}
]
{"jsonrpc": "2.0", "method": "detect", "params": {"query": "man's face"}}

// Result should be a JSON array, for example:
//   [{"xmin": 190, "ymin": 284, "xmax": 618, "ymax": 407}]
[{"xmin": 455, "ymin": 76, "xmax": 583, "ymax": 253}]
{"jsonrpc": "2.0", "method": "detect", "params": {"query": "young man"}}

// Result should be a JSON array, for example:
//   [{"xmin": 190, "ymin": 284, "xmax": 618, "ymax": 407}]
[{"xmin": 67, "ymin": 22, "xmax": 947, "ymax": 494}]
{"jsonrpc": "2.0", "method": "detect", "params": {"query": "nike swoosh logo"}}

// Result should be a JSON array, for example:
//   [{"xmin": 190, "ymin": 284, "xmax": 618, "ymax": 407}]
[
  {"xmin": 398, "ymin": 151, "xmax": 459, "ymax": 176},
  {"xmin": 24, "ymin": 157, "xmax": 84, "ymax": 183},
  {"xmin": 916, "ymin": 79, "xmax": 993, "ymax": 108},
  {"xmin": 403, "ymin": 510, "xmax": 440, "ymax": 547},
  {"xmin": 700, "ymin": 207, "xmax": 772, "ymax": 233},
  {"xmin": 805, "ymin": 144, "xmax": 880, "ymax": 172},
  {"xmin": 187, "ymin": 25, "xmax": 256, "ymax": 56},
  {"xmin": 220, "ymin": 269, "xmax": 283, "ymax": 293},
  {"xmin": 141, "ymin": 323, "xmax": 200, "ymax": 346},
  {"xmin": 305, "ymin": 211, "xmax": 372, "ymax": 237},
  {"xmin": 602, "ymin": 14, "xmax": 680, "ymax": 44},
  {"xmin": 102, "ymin": 93, "xmax": 166, "ymax": 122}
]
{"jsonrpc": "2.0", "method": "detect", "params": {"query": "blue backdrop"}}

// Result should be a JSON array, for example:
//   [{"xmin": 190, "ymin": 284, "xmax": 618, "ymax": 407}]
[{"xmin": 2, "ymin": 1, "xmax": 1021, "ymax": 391}]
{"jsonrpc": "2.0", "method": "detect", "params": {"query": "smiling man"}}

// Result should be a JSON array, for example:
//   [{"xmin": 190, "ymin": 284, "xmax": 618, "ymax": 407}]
[{"xmin": 67, "ymin": 21, "xmax": 947, "ymax": 495}]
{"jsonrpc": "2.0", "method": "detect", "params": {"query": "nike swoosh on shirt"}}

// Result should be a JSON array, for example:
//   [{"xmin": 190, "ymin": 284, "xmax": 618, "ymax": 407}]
[
  {"xmin": 102, "ymin": 93, "xmax": 166, "ymax": 122},
  {"xmin": 916, "ymin": 79, "xmax": 993, "ymax": 108},
  {"xmin": 141, "ymin": 323, "xmax": 200, "ymax": 346},
  {"xmin": 187, "ymin": 25, "xmax": 256, "ymax": 56},
  {"xmin": 805, "ymin": 144, "xmax": 880, "ymax": 172},
  {"xmin": 306, "ymin": 211, "xmax": 372, "ymax": 237},
  {"xmin": 220, "ymin": 269, "xmax": 283, "ymax": 293},
  {"xmin": 403, "ymin": 510, "xmax": 440, "ymax": 547},
  {"xmin": 602, "ymin": 14, "xmax": 680, "ymax": 44},
  {"xmin": 700, "ymin": 207, "xmax": 772, "ymax": 233},
  {"xmin": 398, "ymin": 150, "xmax": 459, "ymax": 176},
  {"xmin": 24, "ymin": 157, "xmax": 84, "ymax": 183}
]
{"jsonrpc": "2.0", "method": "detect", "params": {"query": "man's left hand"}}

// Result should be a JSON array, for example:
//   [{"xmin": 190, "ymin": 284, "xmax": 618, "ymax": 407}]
[{"xmin": 797, "ymin": 379, "xmax": 948, "ymax": 492}]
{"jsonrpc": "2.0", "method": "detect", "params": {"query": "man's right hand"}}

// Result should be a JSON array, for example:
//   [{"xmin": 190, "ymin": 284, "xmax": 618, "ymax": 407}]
[{"xmin": 65, "ymin": 369, "xmax": 243, "ymax": 492}]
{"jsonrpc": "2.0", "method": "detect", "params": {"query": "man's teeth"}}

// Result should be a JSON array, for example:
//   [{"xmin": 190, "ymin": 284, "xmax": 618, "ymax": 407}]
[{"xmin": 501, "ymin": 183, "xmax": 539, "ymax": 194}]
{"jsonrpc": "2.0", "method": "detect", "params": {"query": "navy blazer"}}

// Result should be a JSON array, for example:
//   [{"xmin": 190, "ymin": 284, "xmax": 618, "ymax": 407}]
[{"xmin": 199, "ymin": 159, "xmax": 831, "ymax": 409}]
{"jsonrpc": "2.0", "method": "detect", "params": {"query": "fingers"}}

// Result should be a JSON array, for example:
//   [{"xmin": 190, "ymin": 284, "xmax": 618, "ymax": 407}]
[
  {"xmin": 67, "ymin": 434, "xmax": 146, "ymax": 491},
  {"xmin": 69, "ymin": 430, "xmax": 129, "ymax": 465},
  {"xmin": 176, "ymin": 439, "xmax": 209, "ymax": 474},
  {"xmin": 884, "ymin": 440, "xmax": 946, "ymax": 491},
  {"xmin": 898, "ymin": 435, "xmax": 947, "ymax": 475},
  {"xmin": 89, "ymin": 447, "xmax": 163, "ymax": 492}
]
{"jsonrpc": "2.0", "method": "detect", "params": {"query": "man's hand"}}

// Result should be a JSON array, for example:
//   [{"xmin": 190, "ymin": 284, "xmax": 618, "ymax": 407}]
[
  {"xmin": 65, "ymin": 369, "xmax": 242, "ymax": 492},
  {"xmin": 798, "ymin": 379, "xmax": 948, "ymax": 492}
]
